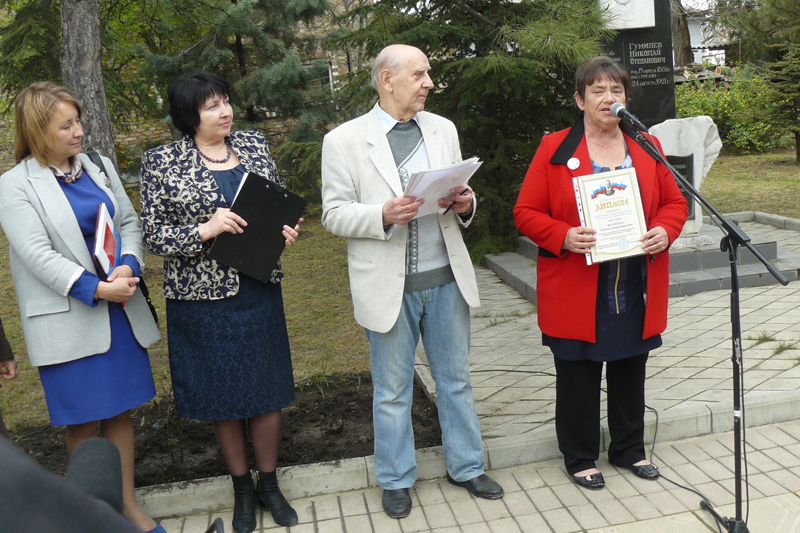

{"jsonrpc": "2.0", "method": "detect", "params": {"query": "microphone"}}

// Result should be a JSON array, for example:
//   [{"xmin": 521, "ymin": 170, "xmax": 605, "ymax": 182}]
[{"xmin": 610, "ymin": 102, "xmax": 648, "ymax": 132}]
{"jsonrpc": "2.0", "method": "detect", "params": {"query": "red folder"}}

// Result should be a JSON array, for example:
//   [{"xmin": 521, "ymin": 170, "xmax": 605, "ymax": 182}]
[{"xmin": 93, "ymin": 203, "xmax": 121, "ymax": 280}]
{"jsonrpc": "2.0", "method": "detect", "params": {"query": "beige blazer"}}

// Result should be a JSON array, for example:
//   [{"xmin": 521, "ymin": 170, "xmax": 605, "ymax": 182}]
[
  {"xmin": 321, "ymin": 107, "xmax": 480, "ymax": 333},
  {"xmin": 0, "ymin": 154, "xmax": 160, "ymax": 367}
]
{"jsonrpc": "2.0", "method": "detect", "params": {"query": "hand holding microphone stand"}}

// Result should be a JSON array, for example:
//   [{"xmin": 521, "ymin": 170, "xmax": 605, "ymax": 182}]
[{"xmin": 610, "ymin": 103, "xmax": 789, "ymax": 533}]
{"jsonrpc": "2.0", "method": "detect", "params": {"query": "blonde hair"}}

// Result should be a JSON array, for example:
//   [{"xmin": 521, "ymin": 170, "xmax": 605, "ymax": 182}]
[{"xmin": 13, "ymin": 82, "xmax": 83, "ymax": 165}]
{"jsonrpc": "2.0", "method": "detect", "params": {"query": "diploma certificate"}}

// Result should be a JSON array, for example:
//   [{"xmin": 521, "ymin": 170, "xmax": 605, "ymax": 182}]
[{"xmin": 573, "ymin": 167, "xmax": 647, "ymax": 264}]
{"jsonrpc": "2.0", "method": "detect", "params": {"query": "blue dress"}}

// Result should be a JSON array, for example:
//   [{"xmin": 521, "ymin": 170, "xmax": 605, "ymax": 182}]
[
  {"xmin": 38, "ymin": 171, "xmax": 156, "ymax": 426},
  {"xmin": 164, "ymin": 165, "xmax": 295, "ymax": 420}
]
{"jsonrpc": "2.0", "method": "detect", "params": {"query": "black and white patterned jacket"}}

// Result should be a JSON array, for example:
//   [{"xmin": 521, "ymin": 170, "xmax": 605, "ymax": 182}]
[{"xmin": 140, "ymin": 130, "xmax": 284, "ymax": 300}]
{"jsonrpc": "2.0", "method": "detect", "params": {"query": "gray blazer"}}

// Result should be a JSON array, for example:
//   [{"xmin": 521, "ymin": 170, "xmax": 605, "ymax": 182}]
[
  {"xmin": 321, "ymin": 107, "xmax": 480, "ymax": 333},
  {"xmin": 0, "ymin": 154, "xmax": 160, "ymax": 367}
]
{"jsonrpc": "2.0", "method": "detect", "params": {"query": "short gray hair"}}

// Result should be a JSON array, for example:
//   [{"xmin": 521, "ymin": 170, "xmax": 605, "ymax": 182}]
[{"xmin": 371, "ymin": 47, "xmax": 403, "ymax": 91}]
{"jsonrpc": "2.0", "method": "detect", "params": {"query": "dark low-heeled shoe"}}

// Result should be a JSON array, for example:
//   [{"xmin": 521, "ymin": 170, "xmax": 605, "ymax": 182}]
[
  {"xmin": 572, "ymin": 472, "xmax": 605, "ymax": 490},
  {"xmin": 382, "ymin": 488, "xmax": 412, "ymax": 519},
  {"xmin": 231, "ymin": 473, "xmax": 257, "ymax": 533},
  {"xmin": 446, "ymin": 473, "xmax": 504, "ymax": 500},
  {"xmin": 631, "ymin": 463, "xmax": 660, "ymax": 480},
  {"xmin": 257, "ymin": 471, "xmax": 299, "ymax": 527}
]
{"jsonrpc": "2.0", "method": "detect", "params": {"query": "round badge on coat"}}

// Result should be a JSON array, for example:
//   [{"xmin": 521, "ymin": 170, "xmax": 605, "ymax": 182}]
[{"xmin": 567, "ymin": 157, "xmax": 580, "ymax": 171}]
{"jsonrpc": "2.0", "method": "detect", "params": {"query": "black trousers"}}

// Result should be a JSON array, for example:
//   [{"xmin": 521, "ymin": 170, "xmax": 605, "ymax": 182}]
[{"xmin": 554, "ymin": 353, "xmax": 649, "ymax": 475}]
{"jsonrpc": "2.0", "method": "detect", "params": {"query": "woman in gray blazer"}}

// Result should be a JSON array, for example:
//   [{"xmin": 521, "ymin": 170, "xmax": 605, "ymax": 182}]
[{"xmin": 0, "ymin": 83, "xmax": 163, "ymax": 533}]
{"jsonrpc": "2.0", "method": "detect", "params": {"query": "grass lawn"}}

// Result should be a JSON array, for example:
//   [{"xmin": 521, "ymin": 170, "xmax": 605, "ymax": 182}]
[
  {"xmin": 1, "ymin": 148, "xmax": 797, "ymax": 433},
  {"xmin": 700, "ymin": 149, "xmax": 800, "ymax": 218}
]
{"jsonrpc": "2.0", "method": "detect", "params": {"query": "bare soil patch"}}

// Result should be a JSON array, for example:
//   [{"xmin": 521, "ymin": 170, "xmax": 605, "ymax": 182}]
[{"xmin": 13, "ymin": 374, "xmax": 441, "ymax": 486}]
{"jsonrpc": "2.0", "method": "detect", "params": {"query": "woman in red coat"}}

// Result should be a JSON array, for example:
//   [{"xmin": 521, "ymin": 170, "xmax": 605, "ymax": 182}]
[{"xmin": 514, "ymin": 56, "xmax": 687, "ymax": 490}]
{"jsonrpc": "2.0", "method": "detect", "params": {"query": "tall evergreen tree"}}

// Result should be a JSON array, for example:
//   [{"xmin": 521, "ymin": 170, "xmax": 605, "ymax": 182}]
[
  {"xmin": 141, "ymin": 0, "xmax": 332, "ymax": 132},
  {"xmin": 0, "ymin": 0, "xmax": 61, "ymax": 111},
  {"xmin": 329, "ymin": 0, "xmax": 614, "ymax": 256},
  {"xmin": 769, "ymin": 45, "xmax": 800, "ymax": 162}
]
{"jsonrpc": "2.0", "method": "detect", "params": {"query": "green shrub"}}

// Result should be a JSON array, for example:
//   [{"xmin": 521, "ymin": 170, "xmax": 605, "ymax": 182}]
[{"xmin": 675, "ymin": 69, "xmax": 789, "ymax": 154}]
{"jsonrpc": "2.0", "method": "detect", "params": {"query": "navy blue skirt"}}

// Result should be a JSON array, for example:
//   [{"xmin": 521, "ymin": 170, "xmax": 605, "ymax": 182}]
[
  {"xmin": 165, "ymin": 275, "xmax": 295, "ymax": 420},
  {"xmin": 38, "ymin": 303, "xmax": 156, "ymax": 426}
]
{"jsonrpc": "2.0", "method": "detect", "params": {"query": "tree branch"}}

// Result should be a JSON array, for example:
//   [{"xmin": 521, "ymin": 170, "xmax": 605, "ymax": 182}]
[{"xmin": 448, "ymin": 0, "xmax": 499, "ymax": 28}]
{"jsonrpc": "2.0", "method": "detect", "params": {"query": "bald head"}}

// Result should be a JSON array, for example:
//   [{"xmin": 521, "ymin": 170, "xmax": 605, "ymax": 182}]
[
  {"xmin": 370, "ymin": 45, "xmax": 420, "ymax": 90},
  {"xmin": 371, "ymin": 45, "xmax": 434, "ymax": 121}
]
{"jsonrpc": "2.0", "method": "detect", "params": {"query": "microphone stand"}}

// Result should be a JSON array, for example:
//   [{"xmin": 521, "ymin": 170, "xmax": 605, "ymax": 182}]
[{"xmin": 628, "ymin": 125, "xmax": 788, "ymax": 533}]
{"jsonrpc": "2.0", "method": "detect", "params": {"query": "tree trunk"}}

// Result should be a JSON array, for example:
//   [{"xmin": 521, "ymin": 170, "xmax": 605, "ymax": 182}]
[
  {"xmin": 670, "ymin": 0, "xmax": 694, "ymax": 67},
  {"xmin": 60, "ymin": 0, "xmax": 118, "ymax": 169},
  {"xmin": 234, "ymin": 31, "xmax": 257, "ymax": 122},
  {"xmin": 795, "ymin": 131, "xmax": 800, "ymax": 164}
]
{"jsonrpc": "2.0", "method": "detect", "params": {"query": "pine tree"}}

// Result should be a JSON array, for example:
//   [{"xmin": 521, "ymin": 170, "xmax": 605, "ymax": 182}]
[
  {"xmin": 329, "ymin": 0, "xmax": 614, "ymax": 256},
  {"xmin": 141, "ymin": 0, "xmax": 332, "ymax": 131},
  {"xmin": 769, "ymin": 45, "xmax": 800, "ymax": 162},
  {"xmin": 0, "ymin": 0, "xmax": 61, "ymax": 111}
]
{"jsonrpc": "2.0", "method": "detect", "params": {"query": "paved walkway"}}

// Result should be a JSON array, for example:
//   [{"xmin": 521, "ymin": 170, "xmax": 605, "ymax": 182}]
[
  {"xmin": 159, "ymin": 421, "xmax": 800, "ymax": 532},
  {"xmin": 144, "ymin": 218, "xmax": 800, "ymax": 532}
]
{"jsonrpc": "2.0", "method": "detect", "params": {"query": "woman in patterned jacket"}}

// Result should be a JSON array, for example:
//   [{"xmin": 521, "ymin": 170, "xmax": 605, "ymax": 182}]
[{"xmin": 139, "ymin": 72, "xmax": 301, "ymax": 533}]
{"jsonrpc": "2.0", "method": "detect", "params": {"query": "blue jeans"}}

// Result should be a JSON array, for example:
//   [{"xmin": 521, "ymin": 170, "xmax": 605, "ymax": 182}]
[{"xmin": 365, "ymin": 281, "xmax": 485, "ymax": 489}]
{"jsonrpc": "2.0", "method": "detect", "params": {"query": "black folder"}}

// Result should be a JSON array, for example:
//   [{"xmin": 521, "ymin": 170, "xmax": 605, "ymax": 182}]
[{"xmin": 207, "ymin": 172, "xmax": 307, "ymax": 283}]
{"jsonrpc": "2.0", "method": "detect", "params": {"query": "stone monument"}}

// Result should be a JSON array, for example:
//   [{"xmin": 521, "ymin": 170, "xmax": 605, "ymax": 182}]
[
  {"xmin": 649, "ymin": 116, "xmax": 722, "ymax": 245},
  {"xmin": 602, "ymin": 0, "xmax": 675, "ymax": 128}
]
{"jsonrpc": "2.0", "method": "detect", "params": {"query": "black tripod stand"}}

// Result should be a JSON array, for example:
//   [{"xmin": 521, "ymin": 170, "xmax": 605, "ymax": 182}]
[{"xmin": 628, "ymin": 126, "xmax": 789, "ymax": 533}]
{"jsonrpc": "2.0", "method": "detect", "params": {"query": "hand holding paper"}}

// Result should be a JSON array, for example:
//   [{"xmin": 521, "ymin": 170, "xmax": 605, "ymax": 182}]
[
  {"xmin": 383, "ymin": 196, "xmax": 424, "ymax": 226},
  {"xmin": 404, "ymin": 157, "xmax": 482, "ymax": 219},
  {"xmin": 562, "ymin": 226, "xmax": 597, "ymax": 254},
  {"xmin": 640, "ymin": 225, "xmax": 669, "ymax": 254},
  {"xmin": 439, "ymin": 187, "xmax": 473, "ymax": 215}
]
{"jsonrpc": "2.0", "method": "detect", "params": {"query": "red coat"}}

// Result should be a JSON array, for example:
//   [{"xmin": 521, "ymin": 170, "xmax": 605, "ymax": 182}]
[{"xmin": 513, "ymin": 118, "xmax": 688, "ymax": 343}]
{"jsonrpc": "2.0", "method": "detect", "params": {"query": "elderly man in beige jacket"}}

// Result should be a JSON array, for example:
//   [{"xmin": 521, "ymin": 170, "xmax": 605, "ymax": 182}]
[{"xmin": 321, "ymin": 44, "xmax": 503, "ymax": 519}]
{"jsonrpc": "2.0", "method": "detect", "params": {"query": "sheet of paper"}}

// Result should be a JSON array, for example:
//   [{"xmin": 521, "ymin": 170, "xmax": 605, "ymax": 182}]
[{"xmin": 404, "ymin": 157, "xmax": 482, "ymax": 218}]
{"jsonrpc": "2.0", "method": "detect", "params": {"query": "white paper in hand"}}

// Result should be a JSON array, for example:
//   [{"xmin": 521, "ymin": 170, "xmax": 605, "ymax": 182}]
[{"xmin": 404, "ymin": 157, "xmax": 482, "ymax": 218}]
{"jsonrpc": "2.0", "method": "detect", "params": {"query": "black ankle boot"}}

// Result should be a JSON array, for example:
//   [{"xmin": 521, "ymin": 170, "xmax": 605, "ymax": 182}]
[
  {"xmin": 231, "ymin": 473, "xmax": 257, "ymax": 533},
  {"xmin": 257, "ymin": 470, "xmax": 298, "ymax": 527}
]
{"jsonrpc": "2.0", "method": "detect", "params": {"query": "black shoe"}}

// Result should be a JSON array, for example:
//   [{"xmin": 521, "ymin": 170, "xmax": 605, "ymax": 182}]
[
  {"xmin": 382, "ymin": 488, "xmax": 412, "ymax": 519},
  {"xmin": 231, "ymin": 473, "xmax": 257, "ymax": 533},
  {"xmin": 257, "ymin": 471, "xmax": 299, "ymax": 527},
  {"xmin": 572, "ymin": 472, "xmax": 605, "ymax": 490},
  {"xmin": 446, "ymin": 473, "xmax": 504, "ymax": 500},
  {"xmin": 631, "ymin": 463, "xmax": 660, "ymax": 480}
]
